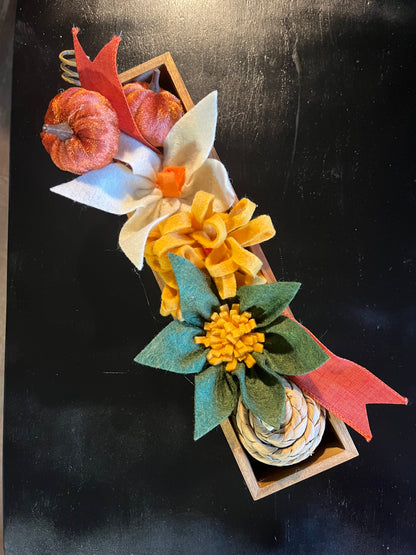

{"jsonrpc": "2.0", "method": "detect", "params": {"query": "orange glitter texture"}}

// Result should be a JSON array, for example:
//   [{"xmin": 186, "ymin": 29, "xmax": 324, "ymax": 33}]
[
  {"xmin": 194, "ymin": 303, "xmax": 264, "ymax": 372},
  {"xmin": 41, "ymin": 87, "xmax": 120, "ymax": 175},
  {"xmin": 144, "ymin": 191, "xmax": 276, "ymax": 319}
]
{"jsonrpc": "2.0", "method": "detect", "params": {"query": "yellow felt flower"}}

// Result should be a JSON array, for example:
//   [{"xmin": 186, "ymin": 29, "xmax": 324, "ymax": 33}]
[{"xmin": 144, "ymin": 191, "xmax": 276, "ymax": 318}]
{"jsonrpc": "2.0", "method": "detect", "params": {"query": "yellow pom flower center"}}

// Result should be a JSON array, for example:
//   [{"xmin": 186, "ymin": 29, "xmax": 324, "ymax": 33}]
[{"xmin": 194, "ymin": 303, "xmax": 264, "ymax": 372}]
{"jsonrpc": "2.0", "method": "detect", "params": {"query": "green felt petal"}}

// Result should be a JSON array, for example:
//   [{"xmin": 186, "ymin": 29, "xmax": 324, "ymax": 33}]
[
  {"xmin": 255, "ymin": 315, "xmax": 329, "ymax": 376},
  {"xmin": 234, "ymin": 365, "xmax": 286, "ymax": 429},
  {"xmin": 237, "ymin": 282, "xmax": 301, "ymax": 328},
  {"xmin": 135, "ymin": 320, "xmax": 207, "ymax": 374},
  {"xmin": 194, "ymin": 365, "xmax": 238, "ymax": 440},
  {"xmin": 169, "ymin": 253, "xmax": 220, "ymax": 326}
]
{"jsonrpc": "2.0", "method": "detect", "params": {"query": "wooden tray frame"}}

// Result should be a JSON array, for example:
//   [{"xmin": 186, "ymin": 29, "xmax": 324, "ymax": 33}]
[{"xmin": 119, "ymin": 53, "xmax": 359, "ymax": 501}]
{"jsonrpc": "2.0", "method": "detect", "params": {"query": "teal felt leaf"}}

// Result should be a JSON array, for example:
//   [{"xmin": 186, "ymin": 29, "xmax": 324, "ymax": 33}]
[
  {"xmin": 234, "ymin": 364, "xmax": 286, "ymax": 429},
  {"xmin": 255, "ymin": 315, "xmax": 329, "ymax": 376},
  {"xmin": 135, "ymin": 320, "xmax": 207, "ymax": 374},
  {"xmin": 237, "ymin": 282, "xmax": 300, "ymax": 328},
  {"xmin": 169, "ymin": 253, "xmax": 220, "ymax": 326},
  {"xmin": 194, "ymin": 365, "xmax": 238, "ymax": 440}
]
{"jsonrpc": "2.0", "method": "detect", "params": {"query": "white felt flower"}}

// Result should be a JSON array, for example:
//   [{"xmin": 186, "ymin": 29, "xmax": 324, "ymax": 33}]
[{"xmin": 51, "ymin": 91, "xmax": 236, "ymax": 269}]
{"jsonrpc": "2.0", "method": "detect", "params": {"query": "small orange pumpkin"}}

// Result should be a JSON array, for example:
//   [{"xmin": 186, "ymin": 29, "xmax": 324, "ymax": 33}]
[
  {"xmin": 123, "ymin": 69, "xmax": 184, "ymax": 148},
  {"xmin": 41, "ymin": 87, "xmax": 120, "ymax": 175}
]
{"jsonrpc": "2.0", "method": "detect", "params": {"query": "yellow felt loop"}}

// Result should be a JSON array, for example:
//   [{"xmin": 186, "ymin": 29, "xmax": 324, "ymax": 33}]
[
  {"xmin": 146, "ymin": 239, "xmax": 163, "ymax": 268},
  {"xmin": 228, "ymin": 215, "xmax": 276, "ymax": 247},
  {"xmin": 153, "ymin": 233, "xmax": 195, "ymax": 258},
  {"xmin": 148, "ymin": 255, "xmax": 163, "ymax": 273},
  {"xmin": 158, "ymin": 254, "xmax": 173, "ymax": 272},
  {"xmin": 226, "ymin": 237, "xmax": 262, "ymax": 277},
  {"xmin": 191, "ymin": 213, "xmax": 227, "ymax": 249},
  {"xmin": 214, "ymin": 274, "xmax": 237, "ymax": 300},
  {"xmin": 159, "ymin": 269, "xmax": 177, "ymax": 288},
  {"xmin": 205, "ymin": 246, "xmax": 238, "ymax": 278},
  {"xmin": 190, "ymin": 190, "xmax": 215, "ymax": 229},
  {"xmin": 159, "ymin": 211, "xmax": 193, "ymax": 236},
  {"xmin": 175, "ymin": 244, "xmax": 206, "ymax": 269},
  {"xmin": 146, "ymin": 220, "xmax": 161, "ymax": 239},
  {"xmin": 146, "ymin": 253, "xmax": 165, "ymax": 274},
  {"xmin": 225, "ymin": 198, "xmax": 257, "ymax": 232},
  {"xmin": 144, "ymin": 246, "xmax": 154, "ymax": 261},
  {"xmin": 144, "ymin": 232, "xmax": 158, "ymax": 256},
  {"xmin": 144, "ymin": 191, "xmax": 276, "ymax": 318},
  {"xmin": 161, "ymin": 284, "xmax": 181, "ymax": 317}
]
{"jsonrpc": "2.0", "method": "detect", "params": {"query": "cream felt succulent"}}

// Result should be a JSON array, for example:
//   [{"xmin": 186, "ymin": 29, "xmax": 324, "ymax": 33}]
[
  {"xmin": 51, "ymin": 91, "xmax": 236, "ymax": 270},
  {"xmin": 135, "ymin": 255, "xmax": 329, "ymax": 440}
]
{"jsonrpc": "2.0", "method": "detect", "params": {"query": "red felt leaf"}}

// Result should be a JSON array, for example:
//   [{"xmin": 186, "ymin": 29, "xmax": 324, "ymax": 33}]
[
  {"xmin": 72, "ymin": 27, "xmax": 159, "ymax": 153},
  {"xmin": 281, "ymin": 311, "xmax": 408, "ymax": 441}
]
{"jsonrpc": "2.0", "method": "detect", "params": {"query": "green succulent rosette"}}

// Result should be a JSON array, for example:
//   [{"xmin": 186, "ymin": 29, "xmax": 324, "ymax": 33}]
[{"xmin": 135, "ymin": 254, "xmax": 329, "ymax": 440}]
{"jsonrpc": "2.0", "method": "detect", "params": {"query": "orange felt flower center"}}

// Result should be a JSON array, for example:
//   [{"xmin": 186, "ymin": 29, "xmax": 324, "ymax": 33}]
[
  {"xmin": 194, "ymin": 303, "xmax": 264, "ymax": 372},
  {"xmin": 156, "ymin": 166, "xmax": 186, "ymax": 198}
]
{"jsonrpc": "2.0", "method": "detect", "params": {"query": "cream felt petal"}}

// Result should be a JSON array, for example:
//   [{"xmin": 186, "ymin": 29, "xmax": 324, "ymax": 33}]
[
  {"xmin": 181, "ymin": 158, "xmax": 236, "ymax": 212},
  {"xmin": 51, "ymin": 163, "xmax": 154, "ymax": 216},
  {"xmin": 115, "ymin": 133, "xmax": 161, "ymax": 179},
  {"xmin": 51, "ymin": 91, "xmax": 235, "ymax": 273},
  {"xmin": 163, "ymin": 91, "xmax": 218, "ymax": 176},
  {"xmin": 119, "ymin": 196, "xmax": 180, "ymax": 269}
]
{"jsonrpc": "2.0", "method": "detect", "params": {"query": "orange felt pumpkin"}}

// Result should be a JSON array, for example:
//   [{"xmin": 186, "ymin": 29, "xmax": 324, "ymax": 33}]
[
  {"xmin": 41, "ymin": 87, "xmax": 120, "ymax": 175},
  {"xmin": 123, "ymin": 69, "xmax": 184, "ymax": 148}
]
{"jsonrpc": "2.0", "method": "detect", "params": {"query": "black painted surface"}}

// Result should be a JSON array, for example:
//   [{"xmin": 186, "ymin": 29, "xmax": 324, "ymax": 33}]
[{"xmin": 5, "ymin": 1, "xmax": 416, "ymax": 553}]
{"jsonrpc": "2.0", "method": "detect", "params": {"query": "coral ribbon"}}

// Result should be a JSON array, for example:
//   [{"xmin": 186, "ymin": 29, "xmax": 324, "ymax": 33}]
[
  {"xmin": 285, "ymin": 313, "xmax": 408, "ymax": 441},
  {"xmin": 72, "ymin": 27, "xmax": 159, "ymax": 153}
]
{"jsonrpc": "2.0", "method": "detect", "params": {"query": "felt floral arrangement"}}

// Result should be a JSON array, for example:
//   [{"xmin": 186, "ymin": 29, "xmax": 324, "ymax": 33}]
[
  {"xmin": 42, "ymin": 29, "xmax": 407, "ymax": 470},
  {"xmin": 136, "ymin": 254, "xmax": 328, "ymax": 439},
  {"xmin": 145, "ymin": 191, "xmax": 276, "ymax": 318}
]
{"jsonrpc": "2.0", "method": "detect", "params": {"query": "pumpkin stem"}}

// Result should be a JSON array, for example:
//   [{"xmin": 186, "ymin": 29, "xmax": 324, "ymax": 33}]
[
  {"xmin": 42, "ymin": 122, "xmax": 74, "ymax": 141},
  {"xmin": 148, "ymin": 69, "xmax": 161, "ymax": 94}
]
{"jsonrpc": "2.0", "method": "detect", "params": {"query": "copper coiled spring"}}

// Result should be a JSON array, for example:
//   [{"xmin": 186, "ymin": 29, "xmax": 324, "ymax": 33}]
[{"xmin": 59, "ymin": 50, "xmax": 81, "ymax": 86}]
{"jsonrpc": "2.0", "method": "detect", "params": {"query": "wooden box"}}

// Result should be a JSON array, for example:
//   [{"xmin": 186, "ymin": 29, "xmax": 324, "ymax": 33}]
[{"xmin": 119, "ymin": 54, "xmax": 359, "ymax": 501}]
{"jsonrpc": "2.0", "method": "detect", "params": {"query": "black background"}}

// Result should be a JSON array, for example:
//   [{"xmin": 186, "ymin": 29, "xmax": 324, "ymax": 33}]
[{"xmin": 5, "ymin": 1, "xmax": 416, "ymax": 553}]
